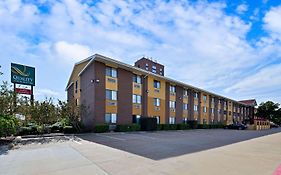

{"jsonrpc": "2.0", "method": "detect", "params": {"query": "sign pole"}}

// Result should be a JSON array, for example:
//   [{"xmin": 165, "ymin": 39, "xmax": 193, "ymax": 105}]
[
  {"xmin": 31, "ymin": 85, "xmax": 34, "ymax": 105},
  {"xmin": 13, "ymin": 83, "xmax": 16, "ymax": 112}
]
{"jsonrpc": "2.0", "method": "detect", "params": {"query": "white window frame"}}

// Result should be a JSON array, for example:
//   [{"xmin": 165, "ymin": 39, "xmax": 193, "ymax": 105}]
[
  {"xmin": 106, "ymin": 67, "xmax": 117, "ymax": 78},
  {"xmin": 105, "ymin": 113, "xmax": 117, "ymax": 124},
  {"xmin": 132, "ymin": 94, "xmax": 141, "ymax": 104},
  {"xmin": 154, "ymin": 98, "xmax": 160, "ymax": 107},
  {"xmin": 194, "ymin": 105, "xmax": 198, "ymax": 111},
  {"xmin": 106, "ymin": 89, "xmax": 117, "ymax": 100},
  {"xmin": 169, "ymin": 117, "xmax": 175, "ymax": 124},
  {"xmin": 169, "ymin": 101, "xmax": 176, "ymax": 109}
]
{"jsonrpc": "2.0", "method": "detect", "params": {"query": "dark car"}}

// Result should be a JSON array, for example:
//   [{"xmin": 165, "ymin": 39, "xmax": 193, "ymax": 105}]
[
  {"xmin": 225, "ymin": 123, "xmax": 247, "ymax": 130},
  {"xmin": 270, "ymin": 122, "xmax": 279, "ymax": 128}
]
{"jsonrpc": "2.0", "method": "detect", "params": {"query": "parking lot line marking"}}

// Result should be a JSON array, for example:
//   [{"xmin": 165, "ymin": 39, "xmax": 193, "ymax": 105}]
[{"xmin": 97, "ymin": 134, "xmax": 126, "ymax": 141}]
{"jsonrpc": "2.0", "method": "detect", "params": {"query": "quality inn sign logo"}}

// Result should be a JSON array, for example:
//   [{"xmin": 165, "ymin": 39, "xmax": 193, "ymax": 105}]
[{"xmin": 11, "ymin": 63, "xmax": 35, "ymax": 86}]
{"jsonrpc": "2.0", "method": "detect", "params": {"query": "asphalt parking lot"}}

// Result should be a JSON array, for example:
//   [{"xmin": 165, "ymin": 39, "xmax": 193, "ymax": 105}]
[{"xmin": 79, "ymin": 128, "xmax": 281, "ymax": 160}]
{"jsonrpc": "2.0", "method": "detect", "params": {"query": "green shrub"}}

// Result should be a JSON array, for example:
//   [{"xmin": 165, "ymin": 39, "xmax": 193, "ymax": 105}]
[
  {"xmin": 94, "ymin": 124, "xmax": 109, "ymax": 133},
  {"xmin": 177, "ymin": 123, "xmax": 191, "ymax": 130},
  {"xmin": 63, "ymin": 126, "xmax": 76, "ymax": 134},
  {"xmin": 162, "ymin": 124, "xmax": 170, "ymax": 130},
  {"xmin": 198, "ymin": 124, "xmax": 209, "ymax": 129},
  {"xmin": 187, "ymin": 120, "xmax": 198, "ymax": 129},
  {"xmin": 157, "ymin": 124, "xmax": 164, "ymax": 130},
  {"xmin": 169, "ymin": 124, "xmax": 177, "ymax": 130},
  {"xmin": 115, "ymin": 124, "xmax": 140, "ymax": 132},
  {"xmin": 0, "ymin": 115, "xmax": 18, "ymax": 137}
]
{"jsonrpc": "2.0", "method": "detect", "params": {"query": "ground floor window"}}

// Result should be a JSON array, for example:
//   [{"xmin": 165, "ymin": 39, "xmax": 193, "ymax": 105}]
[
  {"xmin": 182, "ymin": 118, "xmax": 188, "ymax": 124},
  {"xmin": 132, "ymin": 115, "xmax": 141, "ymax": 124},
  {"xmin": 203, "ymin": 119, "xmax": 207, "ymax": 124},
  {"xmin": 154, "ymin": 116, "xmax": 160, "ymax": 124},
  {"xmin": 169, "ymin": 117, "xmax": 175, "ymax": 124},
  {"xmin": 105, "ymin": 113, "xmax": 117, "ymax": 124}
]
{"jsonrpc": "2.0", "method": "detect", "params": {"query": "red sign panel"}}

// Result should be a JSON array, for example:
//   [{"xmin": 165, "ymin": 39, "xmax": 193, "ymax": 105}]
[{"xmin": 16, "ymin": 88, "xmax": 32, "ymax": 95}]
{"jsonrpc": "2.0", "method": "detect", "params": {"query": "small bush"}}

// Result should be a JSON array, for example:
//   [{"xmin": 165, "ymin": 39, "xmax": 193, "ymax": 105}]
[
  {"xmin": 115, "ymin": 124, "xmax": 140, "ymax": 132},
  {"xmin": 0, "ymin": 115, "xmax": 18, "ymax": 137},
  {"xmin": 94, "ymin": 124, "xmax": 109, "ymax": 133},
  {"xmin": 63, "ymin": 126, "xmax": 76, "ymax": 134},
  {"xmin": 157, "ymin": 124, "xmax": 164, "ymax": 130},
  {"xmin": 177, "ymin": 123, "xmax": 191, "ymax": 130},
  {"xmin": 169, "ymin": 124, "xmax": 177, "ymax": 130},
  {"xmin": 198, "ymin": 124, "xmax": 209, "ymax": 129},
  {"xmin": 162, "ymin": 124, "xmax": 171, "ymax": 130},
  {"xmin": 187, "ymin": 120, "xmax": 198, "ymax": 129}
]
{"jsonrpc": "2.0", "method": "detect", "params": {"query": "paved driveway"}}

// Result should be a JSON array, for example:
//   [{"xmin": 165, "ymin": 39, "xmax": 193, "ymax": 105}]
[
  {"xmin": 1, "ymin": 128, "xmax": 281, "ymax": 175},
  {"xmin": 79, "ymin": 128, "xmax": 281, "ymax": 160}
]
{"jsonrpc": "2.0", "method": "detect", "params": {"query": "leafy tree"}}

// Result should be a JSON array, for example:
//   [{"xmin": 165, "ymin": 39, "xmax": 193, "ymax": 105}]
[
  {"xmin": 0, "ymin": 81, "xmax": 16, "ymax": 115},
  {"xmin": 57, "ymin": 100, "xmax": 85, "ymax": 132},
  {"xmin": 27, "ymin": 98, "xmax": 58, "ymax": 125},
  {"xmin": 257, "ymin": 101, "xmax": 281, "ymax": 125}
]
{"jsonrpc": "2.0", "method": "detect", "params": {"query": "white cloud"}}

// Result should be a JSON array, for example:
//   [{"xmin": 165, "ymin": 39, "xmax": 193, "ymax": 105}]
[
  {"xmin": 54, "ymin": 41, "xmax": 91, "ymax": 63},
  {"xmin": 236, "ymin": 4, "xmax": 248, "ymax": 14},
  {"xmin": 263, "ymin": 6, "xmax": 281, "ymax": 39},
  {"xmin": 225, "ymin": 64, "xmax": 281, "ymax": 93},
  {"xmin": 35, "ymin": 88, "xmax": 59, "ymax": 96}
]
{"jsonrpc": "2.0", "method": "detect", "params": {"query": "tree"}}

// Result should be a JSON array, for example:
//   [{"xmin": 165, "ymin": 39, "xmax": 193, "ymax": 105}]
[
  {"xmin": 0, "ymin": 81, "xmax": 16, "ymax": 115},
  {"xmin": 257, "ymin": 101, "xmax": 281, "ymax": 125},
  {"xmin": 57, "ymin": 100, "xmax": 86, "ymax": 132}
]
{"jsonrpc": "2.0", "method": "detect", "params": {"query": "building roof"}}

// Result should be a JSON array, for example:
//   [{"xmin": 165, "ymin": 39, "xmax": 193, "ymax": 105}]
[
  {"xmin": 238, "ymin": 99, "xmax": 257, "ymax": 106},
  {"xmin": 67, "ymin": 53, "xmax": 255, "ymax": 107}
]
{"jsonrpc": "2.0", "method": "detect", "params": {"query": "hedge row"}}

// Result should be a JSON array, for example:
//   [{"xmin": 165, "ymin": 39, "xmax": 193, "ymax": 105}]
[{"xmin": 197, "ymin": 124, "xmax": 225, "ymax": 129}]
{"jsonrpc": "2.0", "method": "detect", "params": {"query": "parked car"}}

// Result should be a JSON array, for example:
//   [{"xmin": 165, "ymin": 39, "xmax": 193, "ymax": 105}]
[
  {"xmin": 270, "ymin": 122, "xmax": 279, "ymax": 128},
  {"xmin": 225, "ymin": 123, "xmax": 247, "ymax": 130}
]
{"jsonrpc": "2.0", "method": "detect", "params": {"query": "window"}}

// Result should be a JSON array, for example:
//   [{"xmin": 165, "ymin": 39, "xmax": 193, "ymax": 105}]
[
  {"xmin": 153, "ymin": 80, "xmax": 161, "ymax": 88},
  {"xmin": 211, "ymin": 108, "xmax": 214, "ymax": 114},
  {"xmin": 194, "ymin": 105, "xmax": 198, "ymax": 111},
  {"xmin": 132, "ymin": 94, "xmax": 141, "ymax": 104},
  {"xmin": 182, "ymin": 118, "xmax": 188, "ymax": 124},
  {"xmin": 154, "ymin": 98, "xmax": 160, "ymax": 106},
  {"xmin": 106, "ymin": 90, "xmax": 117, "ymax": 100},
  {"xmin": 169, "ymin": 101, "xmax": 176, "ymax": 109},
  {"xmin": 203, "ymin": 95, "xmax": 207, "ymax": 102},
  {"xmin": 132, "ymin": 115, "xmax": 141, "ymax": 124},
  {"xmin": 105, "ymin": 113, "xmax": 117, "ymax": 124},
  {"xmin": 169, "ymin": 117, "xmax": 175, "ymax": 124},
  {"xmin": 194, "ymin": 92, "xmax": 198, "ymax": 99},
  {"xmin": 203, "ymin": 106, "xmax": 207, "ymax": 113},
  {"xmin": 154, "ymin": 116, "xmax": 160, "ymax": 124},
  {"xmin": 224, "ymin": 101, "xmax": 227, "ymax": 106},
  {"xmin": 169, "ymin": 85, "xmax": 176, "ymax": 93},
  {"xmin": 218, "ymin": 100, "xmax": 221, "ymax": 104},
  {"xmin": 145, "ymin": 63, "xmax": 149, "ymax": 70},
  {"xmin": 133, "ymin": 74, "xmax": 141, "ymax": 84},
  {"xmin": 152, "ymin": 65, "xmax": 156, "ymax": 73},
  {"xmin": 183, "ymin": 103, "xmax": 188, "ymax": 110},
  {"xmin": 75, "ymin": 80, "xmax": 78, "ymax": 93},
  {"xmin": 184, "ymin": 89, "xmax": 188, "ymax": 96},
  {"xmin": 229, "ymin": 111, "xmax": 232, "ymax": 115},
  {"xmin": 211, "ymin": 98, "xmax": 215, "ymax": 103},
  {"xmin": 106, "ymin": 67, "xmax": 117, "ymax": 78},
  {"xmin": 218, "ymin": 109, "xmax": 221, "ymax": 114}
]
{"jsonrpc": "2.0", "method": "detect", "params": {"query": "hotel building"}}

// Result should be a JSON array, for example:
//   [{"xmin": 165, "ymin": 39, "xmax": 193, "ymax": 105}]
[{"xmin": 66, "ymin": 54, "xmax": 256, "ymax": 129}]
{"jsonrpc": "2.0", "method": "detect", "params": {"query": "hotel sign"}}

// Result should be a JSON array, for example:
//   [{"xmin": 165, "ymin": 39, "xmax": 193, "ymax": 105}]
[{"xmin": 11, "ymin": 63, "xmax": 35, "ymax": 86}]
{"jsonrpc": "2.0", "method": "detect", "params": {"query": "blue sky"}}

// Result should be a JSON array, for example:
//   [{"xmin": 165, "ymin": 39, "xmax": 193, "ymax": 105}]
[{"xmin": 0, "ymin": 0, "xmax": 281, "ymax": 104}]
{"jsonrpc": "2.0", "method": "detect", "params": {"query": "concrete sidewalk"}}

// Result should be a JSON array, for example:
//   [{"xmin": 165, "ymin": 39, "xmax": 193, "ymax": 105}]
[{"xmin": 1, "ymin": 131, "xmax": 281, "ymax": 175}]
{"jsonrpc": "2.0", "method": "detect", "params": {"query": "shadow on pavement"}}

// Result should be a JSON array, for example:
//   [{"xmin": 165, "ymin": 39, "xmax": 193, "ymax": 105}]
[{"xmin": 78, "ymin": 128, "xmax": 281, "ymax": 160}]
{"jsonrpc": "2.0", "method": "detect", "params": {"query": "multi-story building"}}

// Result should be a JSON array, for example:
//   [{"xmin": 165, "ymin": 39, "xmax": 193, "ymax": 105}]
[{"xmin": 66, "ymin": 54, "xmax": 256, "ymax": 129}]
